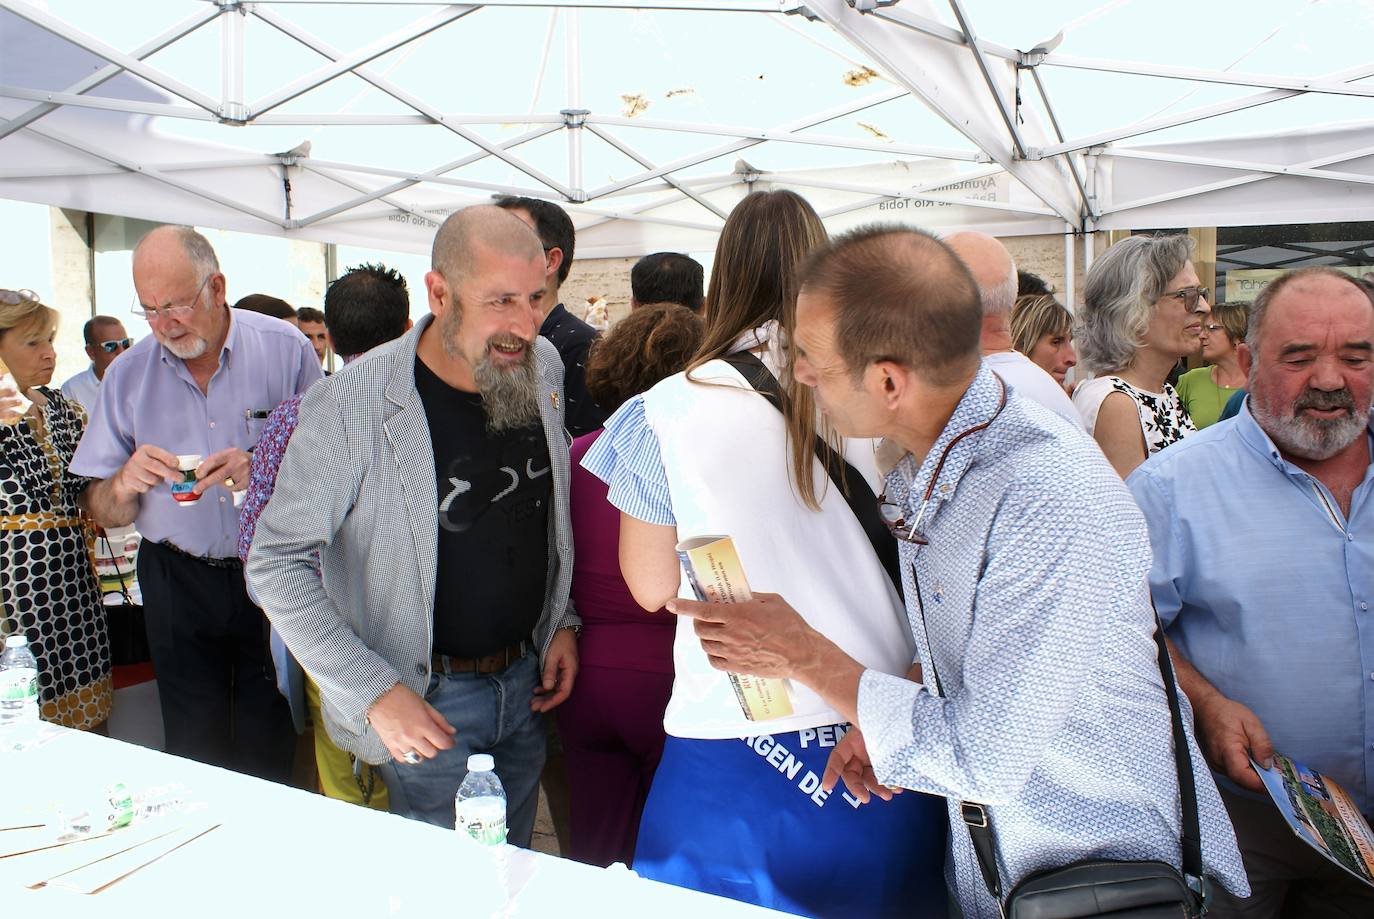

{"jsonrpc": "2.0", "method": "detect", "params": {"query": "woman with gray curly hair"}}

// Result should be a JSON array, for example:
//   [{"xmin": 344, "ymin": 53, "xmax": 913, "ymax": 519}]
[{"xmin": 1072, "ymin": 234, "xmax": 1209, "ymax": 477}]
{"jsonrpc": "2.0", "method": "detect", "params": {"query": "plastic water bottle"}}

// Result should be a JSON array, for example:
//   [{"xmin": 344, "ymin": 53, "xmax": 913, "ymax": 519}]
[
  {"xmin": 0, "ymin": 635, "xmax": 39, "ymax": 728},
  {"xmin": 455, "ymin": 753, "xmax": 507, "ymax": 846}
]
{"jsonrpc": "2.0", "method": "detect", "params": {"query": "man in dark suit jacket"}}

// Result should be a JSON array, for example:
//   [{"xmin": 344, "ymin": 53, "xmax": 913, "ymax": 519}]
[{"xmin": 497, "ymin": 196, "xmax": 606, "ymax": 438}]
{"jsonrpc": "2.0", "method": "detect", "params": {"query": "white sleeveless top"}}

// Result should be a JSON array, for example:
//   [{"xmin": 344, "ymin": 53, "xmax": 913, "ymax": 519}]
[
  {"xmin": 641, "ymin": 353, "xmax": 916, "ymax": 739},
  {"xmin": 1072, "ymin": 375, "xmax": 1196, "ymax": 456}
]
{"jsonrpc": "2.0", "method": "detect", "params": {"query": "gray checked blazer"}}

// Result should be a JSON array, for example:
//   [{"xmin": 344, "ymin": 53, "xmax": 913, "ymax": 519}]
[{"xmin": 246, "ymin": 315, "xmax": 579, "ymax": 765}]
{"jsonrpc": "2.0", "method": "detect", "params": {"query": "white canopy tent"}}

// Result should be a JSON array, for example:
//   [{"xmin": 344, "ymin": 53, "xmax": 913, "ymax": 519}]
[{"xmin": 2, "ymin": 0, "xmax": 1372, "ymax": 274}]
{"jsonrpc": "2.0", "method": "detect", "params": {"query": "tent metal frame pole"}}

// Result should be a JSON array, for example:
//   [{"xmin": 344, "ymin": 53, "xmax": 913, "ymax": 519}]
[
  {"xmin": 289, "ymin": 124, "xmax": 565, "ymax": 224},
  {"xmin": 585, "ymin": 126, "xmax": 729, "ymax": 220},
  {"xmin": 1099, "ymin": 147, "xmax": 1374, "ymax": 188},
  {"xmin": 1027, "ymin": 67, "xmax": 1093, "ymax": 220},
  {"xmin": 810, "ymin": 0, "xmax": 1080, "ymax": 226},
  {"xmin": 252, "ymin": 4, "xmax": 575, "ymax": 199},
  {"xmin": 220, "ymin": 3, "xmax": 246, "ymax": 122},
  {"xmin": 585, "ymin": 87, "xmax": 940, "ymax": 200},
  {"xmin": 572, "ymin": 177, "xmax": 740, "ymax": 232},
  {"xmin": 248, "ymin": 6, "xmax": 477, "ymax": 118},
  {"xmin": 14, "ymin": 120, "xmax": 288, "ymax": 227},
  {"xmin": 946, "ymin": 0, "xmax": 1026, "ymax": 159},
  {"xmin": 0, "ymin": 5, "xmax": 218, "ymax": 142},
  {"xmin": 298, "ymin": 164, "xmax": 469, "ymax": 228},
  {"xmin": 565, "ymin": 8, "xmax": 584, "ymax": 200},
  {"xmin": 1035, "ymin": 53, "xmax": 1374, "ymax": 100},
  {"xmin": 252, "ymin": 0, "xmax": 794, "ymax": 10},
  {"xmin": 1036, "ymin": 61, "xmax": 1374, "ymax": 158},
  {"xmin": 1100, "ymin": 144, "xmax": 1374, "ymax": 215},
  {"xmin": 0, "ymin": 0, "xmax": 222, "ymax": 116},
  {"xmin": 0, "ymin": 86, "xmax": 216, "ymax": 120},
  {"xmin": 251, "ymin": 113, "xmax": 565, "ymax": 125},
  {"xmin": 1063, "ymin": 226, "xmax": 1075, "ymax": 310},
  {"xmin": 585, "ymin": 112, "xmax": 983, "ymax": 161}
]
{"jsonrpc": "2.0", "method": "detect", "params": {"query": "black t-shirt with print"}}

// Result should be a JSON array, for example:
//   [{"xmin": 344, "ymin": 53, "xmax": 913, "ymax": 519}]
[{"xmin": 414, "ymin": 356, "xmax": 550, "ymax": 659}]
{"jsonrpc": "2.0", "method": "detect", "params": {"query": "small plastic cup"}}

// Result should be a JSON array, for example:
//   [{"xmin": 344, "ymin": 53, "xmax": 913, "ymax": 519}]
[{"xmin": 171, "ymin": 454, "xmax": 202, "ymax": 507}]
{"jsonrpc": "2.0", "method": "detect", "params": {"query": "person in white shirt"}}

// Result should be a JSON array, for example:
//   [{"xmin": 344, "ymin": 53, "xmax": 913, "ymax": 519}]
[
  {"xmin": 60, "ymin": 315, "xmax": 131, "ymax": 416},
  {"xmin": 944, "ymin": 232, "xmax": 1084, "ymax": 430}
]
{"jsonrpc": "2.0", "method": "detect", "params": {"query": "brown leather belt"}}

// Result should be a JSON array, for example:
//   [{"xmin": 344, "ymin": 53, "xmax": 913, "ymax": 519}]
[{"xmin": 431, "ymin": 641, "xmax": 529, "ymax": 675}]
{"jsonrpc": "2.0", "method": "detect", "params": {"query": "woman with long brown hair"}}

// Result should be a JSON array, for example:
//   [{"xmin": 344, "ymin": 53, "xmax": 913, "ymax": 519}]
[{"xmin": 583, "ymin": 191, "xmax": 945, "ymax": 918}]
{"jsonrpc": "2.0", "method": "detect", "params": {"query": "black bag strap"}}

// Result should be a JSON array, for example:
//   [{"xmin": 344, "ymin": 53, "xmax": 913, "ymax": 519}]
[
  {"xmin": 97, "ymin": 530, "xmax": 136, "ymax": 607},
  {"xmin": 960, "ymin": 611, "xmax": 1204, "ymax": 908},
  {"xmin": 721, "ymin": 351, "xmax": 902, "ymax": 596}
]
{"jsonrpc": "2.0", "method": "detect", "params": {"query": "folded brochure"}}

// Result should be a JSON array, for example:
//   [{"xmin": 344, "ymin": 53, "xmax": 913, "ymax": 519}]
[
  {"xmin": 1252, "ymin": 753, "xmax": 1374, "ymax": 888},
  {"xmin": 676, "ymin": 535, "xmax": 793, "ymax": 722}
]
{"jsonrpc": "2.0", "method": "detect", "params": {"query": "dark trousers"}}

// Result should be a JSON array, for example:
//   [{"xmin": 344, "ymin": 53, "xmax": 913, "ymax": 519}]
[
  {"xmin": 138, "ymin": 540, "xmax": 294, "ymax": 783},
  {"xmin": 1208, "ymin": 784, "xmax": 1374, "ymax": 918}
]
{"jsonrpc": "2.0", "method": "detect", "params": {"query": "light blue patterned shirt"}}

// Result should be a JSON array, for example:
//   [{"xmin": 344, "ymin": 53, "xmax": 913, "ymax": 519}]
[
  {"xmin": 1129, "ymin": 400, "xmax": 1374, "ymax": 817},
  {"xmin": 857, "ymin": 365, "xmax": 1248, "ymax": 918}
]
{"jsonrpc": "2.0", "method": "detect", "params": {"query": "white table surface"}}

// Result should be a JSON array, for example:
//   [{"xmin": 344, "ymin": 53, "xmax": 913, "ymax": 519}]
[{"xmin": 2, "ymin": 726, "xmax": 789, "ymax": 919}]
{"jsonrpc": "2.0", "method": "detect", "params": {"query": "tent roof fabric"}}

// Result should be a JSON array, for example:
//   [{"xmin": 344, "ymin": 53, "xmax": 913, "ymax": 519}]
[{"xmin": 2, "ymin": 0, "xmax": 1372, "ymax": 257}]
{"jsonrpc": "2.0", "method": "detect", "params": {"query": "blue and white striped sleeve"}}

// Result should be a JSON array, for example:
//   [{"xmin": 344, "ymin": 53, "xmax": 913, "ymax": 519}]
[{"xmin": 580, "ymin": 395, "xmax": 676, "ymax": 527}]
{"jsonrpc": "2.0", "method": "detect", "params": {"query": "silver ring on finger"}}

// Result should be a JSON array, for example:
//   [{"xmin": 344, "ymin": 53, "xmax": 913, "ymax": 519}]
[{"xmin": 401, "ymin": 749, "xmax": 421, "ymax": 765}]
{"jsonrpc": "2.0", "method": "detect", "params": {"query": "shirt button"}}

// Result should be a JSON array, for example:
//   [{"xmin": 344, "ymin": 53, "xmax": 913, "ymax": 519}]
[
  {"xmin": 209, "ymin": 421, "xmax": 216, "ymax": 429},
  {"xmin": 1362, "ymin": 602, "xmax": 1370, "ymax": 611},
  {"xmin": 416, "ymin": 663, "xmax": 427, "ymax": 676}
]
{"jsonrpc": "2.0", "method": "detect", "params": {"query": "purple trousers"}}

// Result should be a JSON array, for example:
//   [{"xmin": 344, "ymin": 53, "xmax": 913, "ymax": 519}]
[{"xmin": 556, "ymin": 664, "xmax": 673, "ymax": 866}]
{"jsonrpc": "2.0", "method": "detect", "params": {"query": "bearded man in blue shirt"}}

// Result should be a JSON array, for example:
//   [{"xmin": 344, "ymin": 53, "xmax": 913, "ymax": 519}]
[{"xmin": 1130, "ymin": 266, "xmax": 1374, "ymax": 917}]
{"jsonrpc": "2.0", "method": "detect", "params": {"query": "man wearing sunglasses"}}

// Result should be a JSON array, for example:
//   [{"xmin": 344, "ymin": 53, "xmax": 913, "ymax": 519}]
[{"xmin": 59, "ymin": 316, "xmax": 131, "ymax": 417}]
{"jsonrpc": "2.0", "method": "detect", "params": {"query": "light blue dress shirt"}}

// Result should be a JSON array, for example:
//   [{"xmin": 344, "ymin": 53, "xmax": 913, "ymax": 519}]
[
  {"xmin": 1129, "ymin": 399, "xmax": 1374, "ymax": 819},
  {"xmin": 856, "ymin": 365, "xmax": 1247, "ymax": 918},
  {"xmin": 70, "ymin": 309, "xmax": 321, "ymax": 558}
]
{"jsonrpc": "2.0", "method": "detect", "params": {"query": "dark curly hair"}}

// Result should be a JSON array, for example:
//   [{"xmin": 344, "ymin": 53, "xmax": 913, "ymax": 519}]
[{"xmin": 585, "ymin": 304, "xmax": 704, "ymax": 416}]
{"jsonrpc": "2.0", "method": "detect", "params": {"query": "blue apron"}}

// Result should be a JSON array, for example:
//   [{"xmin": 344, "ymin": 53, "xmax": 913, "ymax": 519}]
[{"xmin": 633, "ymin": 725, "xmax": 948, "ymax": 918}]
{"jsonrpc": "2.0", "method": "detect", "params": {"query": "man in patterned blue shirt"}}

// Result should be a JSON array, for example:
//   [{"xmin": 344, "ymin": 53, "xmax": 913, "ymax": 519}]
[{"xmin": 669, "ymin": 226, "xmax": 1248, "ymax": 918}]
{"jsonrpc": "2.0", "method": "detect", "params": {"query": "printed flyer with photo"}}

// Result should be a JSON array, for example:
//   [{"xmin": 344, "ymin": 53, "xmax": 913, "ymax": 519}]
[{"xmin": 1252, "ymin": 754, "xmax": 1374, "ymax": 888}]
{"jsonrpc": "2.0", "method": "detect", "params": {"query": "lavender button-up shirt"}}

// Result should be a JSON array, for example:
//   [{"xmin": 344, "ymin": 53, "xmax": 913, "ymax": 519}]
[{"xmin": 70, "ymin": 309, "xmax": 322, "ymax": 558}]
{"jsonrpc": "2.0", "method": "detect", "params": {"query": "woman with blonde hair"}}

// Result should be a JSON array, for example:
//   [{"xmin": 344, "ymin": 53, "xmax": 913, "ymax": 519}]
[
  {"xmin": 1010, "ymin": 293, "xmax": 1077, "ymax": 391},
  {"xmin": 583, "ymin": 192, "xmax": 945, "ymax": 917},
  {"xmin": 0, "ymin": 289, "xmax": 112, "ymax": 732}
]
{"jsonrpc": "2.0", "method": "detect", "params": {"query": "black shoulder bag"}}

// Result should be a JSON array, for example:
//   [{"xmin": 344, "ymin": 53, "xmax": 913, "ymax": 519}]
[
  {"xmin": 721, "ymin": 351, "xmax": 901, "ymax": 594},
  {"xmin": 960, "ymin": 616, "xmax": 1205, "ymax": 919}
]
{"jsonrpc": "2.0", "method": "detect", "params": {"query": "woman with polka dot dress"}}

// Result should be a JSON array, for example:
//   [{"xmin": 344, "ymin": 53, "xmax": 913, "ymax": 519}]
[{"xmin": 0, "ymin": 289, "xmax": 112, "ymax": 731}]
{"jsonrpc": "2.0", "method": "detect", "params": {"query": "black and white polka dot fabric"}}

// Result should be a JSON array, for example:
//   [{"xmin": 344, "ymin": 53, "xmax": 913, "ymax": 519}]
[{"xmin": 0, "ymin": 388, "xmax": 111, "ymax": 730}]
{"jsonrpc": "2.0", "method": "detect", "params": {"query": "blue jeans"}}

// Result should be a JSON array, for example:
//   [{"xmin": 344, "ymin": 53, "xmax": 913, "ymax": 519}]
[{"xmin": 378, "ymin": 653, "xmax": 546, "ymax": 845}]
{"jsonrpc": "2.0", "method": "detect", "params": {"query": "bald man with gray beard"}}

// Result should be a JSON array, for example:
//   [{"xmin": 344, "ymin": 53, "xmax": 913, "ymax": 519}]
[{"xmin": 247, "ymin": 206, "xmax": 582, "ymax": 839}]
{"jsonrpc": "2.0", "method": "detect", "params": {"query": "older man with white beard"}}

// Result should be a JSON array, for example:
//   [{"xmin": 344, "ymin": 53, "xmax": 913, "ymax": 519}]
[
  {"xmin": 1129, "ymin": 266, "xmax": 1374, "ymax": 917},
  {"xmin": 73, "ymin": 225, "xmax": 321, "ymax": 780},
  {"xmin": 247, "ymin": 205, "xmax": 580, "ymax": 841}
]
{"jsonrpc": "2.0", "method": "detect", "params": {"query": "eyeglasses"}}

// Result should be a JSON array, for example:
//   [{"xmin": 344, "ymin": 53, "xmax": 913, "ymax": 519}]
[
  {"xmin": 1163, "ymin": 285, "xmax": 1210, "ymax": 312},
  {"xmin": 97, "ymin": 338, "xmax": 133, "ymax": 353},
  {"xmin": 876, "ymin": 378, "xmax": 1009, "ymax": 546},
  {"xmin": 0, "ymin": 289, "xmax": 39, "ymax": 305},
  {"xmin": 878, "ymin": 495, "xmax": 930, "ymax": 545},
  {"xmin": 132, "ymin": 276, "xmax": 211, "ymax": 322}
]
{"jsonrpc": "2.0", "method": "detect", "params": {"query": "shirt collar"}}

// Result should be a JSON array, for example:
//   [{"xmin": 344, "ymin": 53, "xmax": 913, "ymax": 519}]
[
  {"xmin": 894, "ymin": 362, "xmax": 1006, "ymax": 512},
  {"xmin": 1235, "ymin": 394, "xmax": 1374, "ymax": 478}
]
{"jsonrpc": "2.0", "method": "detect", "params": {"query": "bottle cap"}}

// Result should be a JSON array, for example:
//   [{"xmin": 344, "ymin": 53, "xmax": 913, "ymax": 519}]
[
  {"xmin": 3, "ymin": 635, "xmax": 28, "ymax": 648},
  {"xmin": 467, "ymin": 753, "xmax": 494, "ymax": 772}
]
